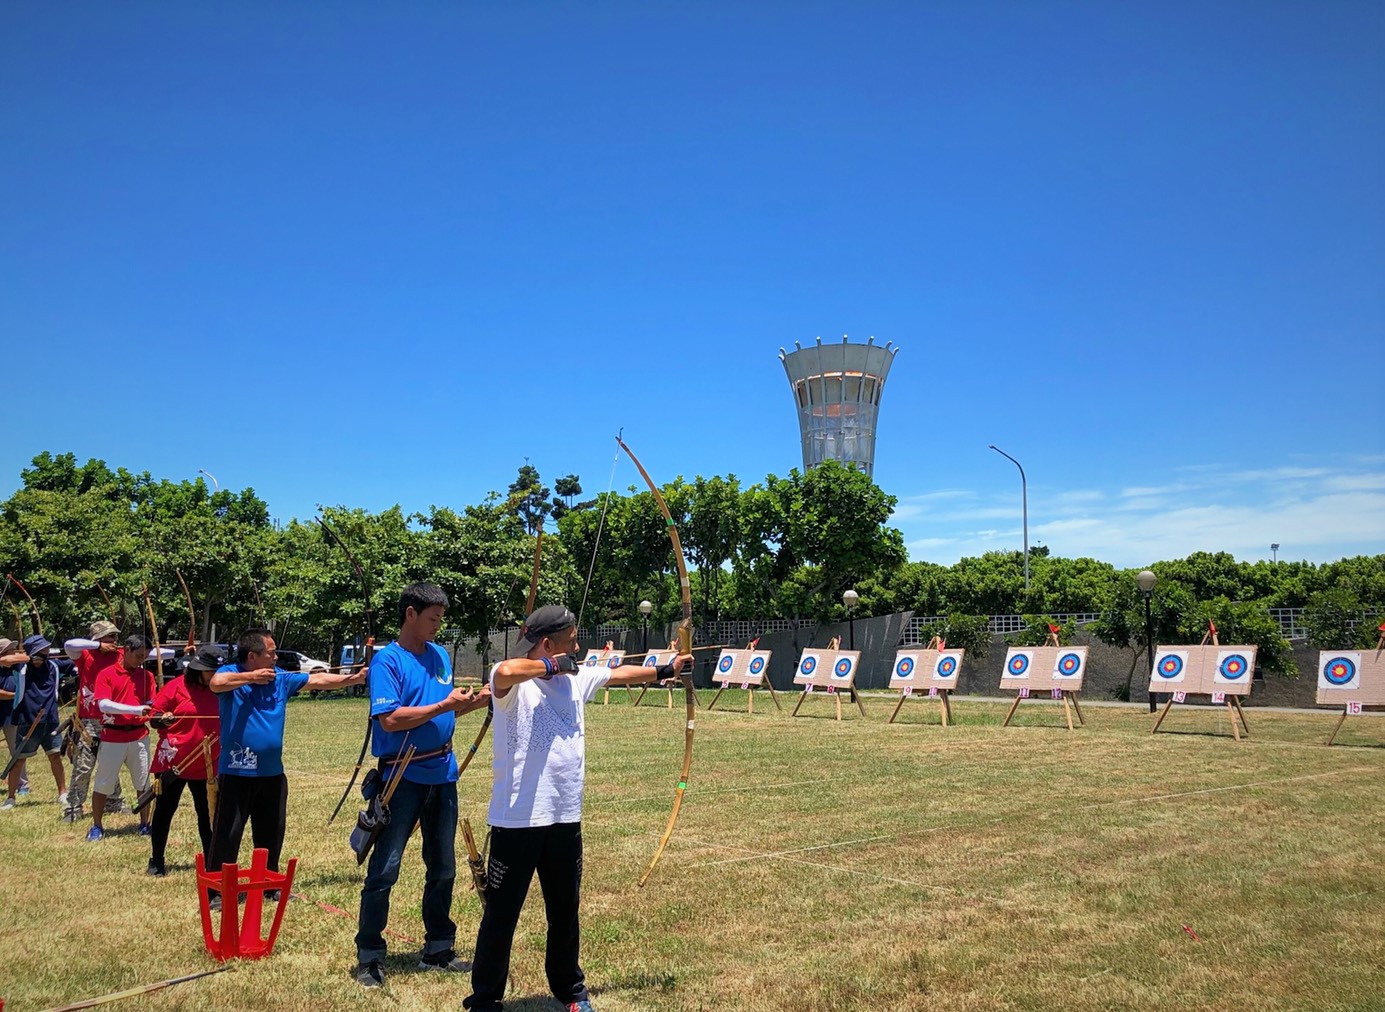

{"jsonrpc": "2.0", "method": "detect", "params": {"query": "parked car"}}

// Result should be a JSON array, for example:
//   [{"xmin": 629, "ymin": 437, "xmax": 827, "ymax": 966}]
[{"xmin": 294, "ymin": 652, "xmax": 331, "ymax": 673}]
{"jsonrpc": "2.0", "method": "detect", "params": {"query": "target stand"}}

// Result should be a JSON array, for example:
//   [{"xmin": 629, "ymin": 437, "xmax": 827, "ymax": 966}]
[
  {"xmin": 1149, "ymin": 629, "xmax": 1255, "ymax": 741},
  {"xmin": 583, "ymin": 647, "xmax": 630, "ymax": 705},
  {"xmin": 887, "ymin": 640, "xmax": 964, "ymax": 726},
  {"xmin": 706, "ymin": 647, "xmax": 779, "ymax": 713},
  {"xmin": 790, "ymin": 643, "xmax": 865, "ymax": 721},
  {"xmin": 632, "ymin": 649, "xmax": 701, "ymax": 709},
  {"xmin": 998, "ymin": 635, "xmax": 1088, "ymax": 730},
  {"xmin": 1317, "ymin": 630, "xmax": 1385, "ymax": 745}
]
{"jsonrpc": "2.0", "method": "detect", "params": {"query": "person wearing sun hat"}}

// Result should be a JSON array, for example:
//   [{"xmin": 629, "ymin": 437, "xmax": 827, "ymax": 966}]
[
  {"xmin": 62, "ymin": 619, "xmax": 129, "ymax": 821},
  {"xmin": 3, "ymin": 634, "xmax": 68, "ymax": 811},
  {"xmin": 461, "ymin": 604, "xmax": 691, "ymax": 1012}
]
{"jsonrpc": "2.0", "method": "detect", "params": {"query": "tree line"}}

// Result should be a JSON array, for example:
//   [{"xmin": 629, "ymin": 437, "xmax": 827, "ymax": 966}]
[{"xmin": 2, "ymin": 452, "xmax": 1379, "ymax": 678}]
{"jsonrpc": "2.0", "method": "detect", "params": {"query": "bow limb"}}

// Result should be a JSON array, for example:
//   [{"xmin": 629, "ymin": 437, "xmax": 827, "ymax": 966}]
[
  {"xmin": 93, "ymin": 580, "xmax": 118, "ymax": 625},
  {"xmin": 318, "ymin": 515, "xmax": 377, "ymax": 825},
  {"xmin": 174, "ymin": 569, "xmax": 198, "ymax": 654},
  {"xmin": 7, "ymin": 573, "xmax": 43, "ymax": 637},
  {"xmin": 142, "ymin": 582, "xmax": 165, "ymax": 690},
  {"xmin": 614, "ymin": 436, "xmax": 696, "ymax": 888}
]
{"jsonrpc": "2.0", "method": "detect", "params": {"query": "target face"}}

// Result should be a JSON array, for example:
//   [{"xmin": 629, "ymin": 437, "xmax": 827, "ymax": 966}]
[
  {"xmin": 1054, "ymin": 652, "xmax": 1083, "ymax": 678},
  {"xmin": 583, "ymin": 654, "xmax": 600, "ymax": 667},
  {"xmin": 833, "ymin": 657, "xmax": 854, "ymax": 679},
  {"xmin": 799, "ymin": 656, "xmax": 817, "ymax": 676},
  {"xmin": 605, "ymin": 656, "xmax": 621, "ymax": 668},
  {"xmin": 1318, "ymin": 653, "xmax": 1361, "ymax": 690},
  {"xmin": 1005, "ymin": 651, "xmax": 1032, "ymax": 679},
  {"xmin": 644, "ymin": 655, "xmax": 659, "ymax": 667},
  {"xmin": 1214, "ymin": 651, "xmax": 1250, "ymax": 683},
  {"xmin": 1154, "ymin": 651, "xmax": 1186, "ymax": 682},
  {"xmin": 895, "ymin": 656, "xmax": 915, "ymax": 680},
  {"xmin": 935, "ymin": 655, "xmax": 958, "ymax": 680},
  {"xmin": 748, "ymin": 656, "xmax": 765, "ymax": 675},
  {"xmin": 718, "ymin": 655, "xmax": 735, "ymax": 673}
]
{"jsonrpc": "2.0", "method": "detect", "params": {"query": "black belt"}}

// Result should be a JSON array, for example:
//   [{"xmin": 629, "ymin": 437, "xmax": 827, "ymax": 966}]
[{"xmin": 380, "ymin": 742, "xmax": 453, "ymax": 766}]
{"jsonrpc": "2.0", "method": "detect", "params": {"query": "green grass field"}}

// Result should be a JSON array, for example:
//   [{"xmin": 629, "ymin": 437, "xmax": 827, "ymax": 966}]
[{"xmin": 2, "ymin": 691, "xmax": 1383, "ymax": 1011}]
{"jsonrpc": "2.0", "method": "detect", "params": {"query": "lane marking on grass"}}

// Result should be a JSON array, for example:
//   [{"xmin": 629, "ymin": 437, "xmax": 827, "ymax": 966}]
[
  {"xmin": 590, "ymin": 775, "xmax": 856, "ymax": 806},
  {"xmin": 1078, "ymin": 766, "xmax": 1373, "ymax": 808},
  {"xmin": 689, "ymin": 833, "xmax": 894, "ymax": 867}
]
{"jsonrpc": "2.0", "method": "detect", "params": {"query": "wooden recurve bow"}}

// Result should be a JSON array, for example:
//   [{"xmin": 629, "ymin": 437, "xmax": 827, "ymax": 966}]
[
  {"xmin": 142, "ymin": 582, "xmax": 165, "ymax": 690},
  {"xmin": 615, "ymin": 435, "xmax": 696, "ymax": 887},
  {"xmin": 319, "ymin": 516, "xmax": 376, "ymax": 825},
  {"xmin": 7, "ymin": 573, "xmax": 42, "ymax": 636},
  {"xmin": 174, "ymin": 569, "xmax": 198, "ymax": 655}
]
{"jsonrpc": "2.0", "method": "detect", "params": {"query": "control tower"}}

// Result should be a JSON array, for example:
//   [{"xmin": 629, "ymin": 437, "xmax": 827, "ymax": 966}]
[{"xmin": 779, "ymin": 336, "xmax": 898, "ymax": 478}]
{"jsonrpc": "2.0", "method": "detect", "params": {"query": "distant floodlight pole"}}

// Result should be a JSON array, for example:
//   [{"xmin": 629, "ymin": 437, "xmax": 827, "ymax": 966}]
[
  {"xmin": 639, "ymin": 599, "xmax": 652, "ymax": 653},
  {"xmin": 1137, "ymin": 570, "xmax": 1158, "ymax": 712},
  {"xmin": 988, "ymin": 445, "xmax": 1029, "ymax": 594},
  {"xmin": 198, "ymin": 469, "xmax": 219, "ymax": 492},
  {"xmin": 842, "ymin": 588, "xmax": 859, "ymax": 650},
  {"xmin": 1270, "ymin": 543, "xmax": 1279, "ymax": 564}
]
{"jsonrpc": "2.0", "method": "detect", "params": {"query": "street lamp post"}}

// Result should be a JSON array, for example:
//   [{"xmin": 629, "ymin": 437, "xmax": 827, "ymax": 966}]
[
  {"xmin": 988, "ymin": 445, "xmax": 1029, "ymax": 594},
  {"xmin": 198, "ymin": 469, "xmax": 219, "ymax": 492},
  {"xmin": 1270, "ymin": 543, "xmax": 1280, "ymax": 564},
  {"xmin": 842, "ymin": 588, "xmax": 859, "ymax": 650},
  {"xmin": 639, "ymin": 600, "xmax": 652, "ymax": 653},
  {"xmin": 1137, "ymin": 570, "xmax": 1158, "ymax": 712}
]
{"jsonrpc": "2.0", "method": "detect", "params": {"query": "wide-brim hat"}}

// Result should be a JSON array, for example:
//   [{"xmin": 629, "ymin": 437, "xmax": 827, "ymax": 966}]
[
  {"xmin": 514, "ymin": 605, "xmax": 578, "ymax": 653},
  {"xmin": 0, "ymin": 638, "xmax": 15, "ymax": 655},
  {"xmin": 89, "ymin": 620, "xmax": 120, "ymax": 640},
  {"xmin": 23, "ymin": 634, "xmax": 53, "ymax": 655}
]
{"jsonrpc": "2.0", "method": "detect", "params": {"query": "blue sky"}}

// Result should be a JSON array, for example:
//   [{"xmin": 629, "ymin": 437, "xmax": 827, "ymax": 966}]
[{"xmin": 3, "ymin": 3, "xmax": 1381, "ymax": 568}]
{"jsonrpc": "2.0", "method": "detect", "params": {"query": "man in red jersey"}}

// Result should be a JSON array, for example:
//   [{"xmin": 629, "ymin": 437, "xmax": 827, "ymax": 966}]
[
  {"xmin": 88, "ymin": 634, "xmax": 156, "ymax": 841},
  {"xmin": 62, "ymin": 620, "xmax": 128, "ymax": 822}
]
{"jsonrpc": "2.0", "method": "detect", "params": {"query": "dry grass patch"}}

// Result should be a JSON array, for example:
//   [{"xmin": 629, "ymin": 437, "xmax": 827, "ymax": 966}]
[{"xmin": 0, "ymin": 692, "xmax": 1381, "ymax": 1010}]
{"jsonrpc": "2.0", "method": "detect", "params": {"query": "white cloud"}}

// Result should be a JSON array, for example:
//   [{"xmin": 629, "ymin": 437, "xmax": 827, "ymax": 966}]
[{"xmin": 895, "ymin": 460, "xmax": 1385, "ymax": 566}]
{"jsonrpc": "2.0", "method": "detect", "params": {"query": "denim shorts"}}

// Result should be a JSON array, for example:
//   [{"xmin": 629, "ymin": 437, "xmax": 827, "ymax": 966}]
[{"xmin": 16, "ymin": 721, "xmax": 62, "ymax": 756}]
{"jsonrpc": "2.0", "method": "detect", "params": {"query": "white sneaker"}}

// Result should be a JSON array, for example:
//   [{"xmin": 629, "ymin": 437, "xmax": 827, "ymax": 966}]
[
  {"xmin": 0, "ymin": 799, "xmax": 15, "ymax": 811},
  {"xmin": 57, "ymin": 791, "xmax": 68, "ymax": 807}
]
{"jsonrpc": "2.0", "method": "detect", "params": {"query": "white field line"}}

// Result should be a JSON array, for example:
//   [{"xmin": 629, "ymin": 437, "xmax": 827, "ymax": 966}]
[
  {"xmin": 589, "ymin": 775, "xmax": 856, "ymax": 807},
  {"xmin": 1078, "ymin": 766, "xmax": 1374, "ymax": 808},
  {"xmin": 690, "ymin": 834, "xmax": 894, "ymax": 868}
]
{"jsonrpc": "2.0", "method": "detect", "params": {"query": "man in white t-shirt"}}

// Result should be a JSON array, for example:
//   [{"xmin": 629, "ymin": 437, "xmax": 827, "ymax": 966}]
[{"xmin": 463, "ymin": 605, "xmax": 689, "ymax": 1012}]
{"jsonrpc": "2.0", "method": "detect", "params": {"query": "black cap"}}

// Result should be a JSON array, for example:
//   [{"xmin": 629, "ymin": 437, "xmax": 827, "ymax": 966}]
[
  {"xmin": 514, "ymin": 605, "xmax": 577, "ymax": 653},
  {"xmin": 186, "ymin": 645, "xmax": 226, "ymax": 672}
]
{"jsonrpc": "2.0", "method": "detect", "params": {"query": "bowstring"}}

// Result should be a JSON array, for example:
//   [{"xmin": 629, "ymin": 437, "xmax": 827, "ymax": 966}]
[{"xmin": 577, "ymin": 430, "xmax": 622, "ymax": 632}]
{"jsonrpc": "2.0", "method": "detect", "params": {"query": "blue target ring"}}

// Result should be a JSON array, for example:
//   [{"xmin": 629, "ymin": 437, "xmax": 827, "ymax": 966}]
[
  {"xmin": 1219, "ymin": 654, "xmax": 1249, "ymax": 680},
  {"xmin": 1324, "ymin": 657, "xmax": 1356, "ymax": 686},
  {"xmin": 1057, "ymin": 652, "xmax": 1081, "ymax": 677},
  {"xmin": 584, "ymin": 655, "xmax": 599, "ymax": 667},
  {"xmin": 834, "ymin": 658, "xmax": 853, "ymax": 678},
  {"xmin": 936, "ymin": 655, "xmax": 957, "ymax": 678},
  {"xmin": 748, "ymin": 657, "xmax": 765, "ymax": 675},
  {"xmin": 896, "ymin": 657, "xmax": 915, "ymax": 678},
  {"xmin": 718, "ymin": 655, "xmax": 734, "ymax": 673},
  {"xmin": 800, "ymin": 656, "xmax": 817, "ymax": 676},
  {"xmin": 1007, "ymin": 654, "xmax": 1030, "ymax": 676},
  {"xmin": 644, "ymin": 655, "xmax": 659, "ymax": 667},
  {"xmin": 606, "ymin": 656, "xmax": 621, "ymax": 668},
  {"xmin": 1157, "ymin": 655, "xmax": 1183, "ymax": 679}
]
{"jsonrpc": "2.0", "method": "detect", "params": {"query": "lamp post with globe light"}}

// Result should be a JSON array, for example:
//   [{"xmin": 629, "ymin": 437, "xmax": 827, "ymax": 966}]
[
  {"xmin": 1137, "ymin": 570, "xmax": 1159, "ymax": 712},
  {"xmin": 842, "ymin": 588, "xmax": 859, "ymax": 650}
]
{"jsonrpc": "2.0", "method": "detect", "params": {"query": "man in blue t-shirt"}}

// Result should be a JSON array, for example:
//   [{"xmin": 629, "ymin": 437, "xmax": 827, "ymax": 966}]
[
  {"xmin": 3, "ymin": 635, "xmax": 67, "ymax": 810},
  {"xmin": 208, "ymin": 628, "xmax": 367, "ymax": 905},
  {"xmin": 352, "ymin": 582, "xmax": 490, "ymax": 988}
]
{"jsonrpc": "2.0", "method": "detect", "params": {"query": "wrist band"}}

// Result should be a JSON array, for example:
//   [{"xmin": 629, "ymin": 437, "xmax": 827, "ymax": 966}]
[{"xmin": 542, "ymin": 656, "xmax": 556, "ymax": 675}]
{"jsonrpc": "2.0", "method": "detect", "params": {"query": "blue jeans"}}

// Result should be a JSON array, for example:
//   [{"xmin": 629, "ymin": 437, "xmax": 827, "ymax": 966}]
[{"xmin": 355, "ymin": 777, "xmax": 458, "ymax": 964}]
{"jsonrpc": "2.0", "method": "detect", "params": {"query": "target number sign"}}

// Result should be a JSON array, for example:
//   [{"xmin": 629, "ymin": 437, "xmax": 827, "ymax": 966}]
[
  {"xmin": 1019, "ymin": 687, "xmax": 1030, "ymax": 698},
  {"xmin": 1211, "ymin": 691, "xmax": 1226, "ymax": 704},
  {"xmin": 1173, "ymin": 691, "xmax": 1187, "ymax": 703},
  {"xmin": 928, "ymin": 686, "xmax": 938, "ymax": 698},
  {"xmin": 1347, "ymin": 701, "xmax": 1363, "ymax": 716}
]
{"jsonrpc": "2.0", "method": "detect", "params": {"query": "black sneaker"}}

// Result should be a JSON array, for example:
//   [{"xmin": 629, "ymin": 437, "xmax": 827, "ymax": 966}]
[
  {"xmin": 146, "ymin": 861, "xmax": 167, "ymax": 877},
  {"xmin": 353, "ymin": 960, "xmax": 386, "ymax": 988},
  {"xmin": 208, "ymin": 894, "xmax": 222, "ymax": 913},
  {"xmin": 418, "ymin": 948, "xmax": 468, "ymax": 972}
]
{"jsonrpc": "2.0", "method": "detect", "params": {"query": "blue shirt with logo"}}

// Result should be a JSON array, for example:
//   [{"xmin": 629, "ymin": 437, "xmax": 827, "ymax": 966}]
[
  {"xmin": 215, "ymin": 666, "xmax": 310, "ymax": 777},
  {"xmin": 12, "ymin": 659, "xmax": 59, "ymax": 725},
  {"xmin": 369, "ymin": 641, "xmax": 458, "ymax": 785}
]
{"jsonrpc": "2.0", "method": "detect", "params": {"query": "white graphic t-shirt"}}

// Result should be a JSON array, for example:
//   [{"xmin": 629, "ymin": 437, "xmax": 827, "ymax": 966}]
[{"xmin": 486, "ymin": 664, "xmax": 611, "ymax": 828}]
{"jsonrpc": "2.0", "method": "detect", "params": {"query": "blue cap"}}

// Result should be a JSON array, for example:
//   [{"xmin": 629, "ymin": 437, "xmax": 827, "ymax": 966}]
[{"xmin": 23, "ymin": 634, "xmax": 53, "ymax": 655}]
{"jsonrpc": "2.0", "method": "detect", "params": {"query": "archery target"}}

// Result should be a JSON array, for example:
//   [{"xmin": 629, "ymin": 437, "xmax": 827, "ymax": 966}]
[
  {"xmin": 1153, "ymin": 650, "xmax": 1187, "ymax": 683},
  {"xmin": 1005, "ymin": 650, "xmax": 1033, "ymax": 679},
  {"xmin": 718, "ymin": 654, "xmax": 735, "ymax": 674},
  {"xmin": 748, "ymin": 656, "xmax": 765, "ymax": 676},
  {"xmin": 1318, "ymin": 653, "xmax": 1361, "ymax": 691},
  {"xmin": 1213, "ymin": 651, "xmax": 1251, "ymax": 684},
  {"xmin": 1054, "ymin": 651, "xmax": 1083, "ymax": 678},
  {"xmin": 644, "ymin": 655, "xmax": 660, "ymax": 667},
  {"xmin": 934, "ymin": 653, "xmax": 960, "ymax": 682},
  {"xmin": 895, "ymin": 656, "xmax": 916, "ymax": 681},
  {"xmin": 833, "ymin": 657, "xmax": 854, "ymax": 679},
  {"xmin": 583, "ymin": 652, "xmax": 601, "ymax": 667},
  {"xmin": 800, "ymin": 656, "xmax": 817, "ymax": 676}
]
